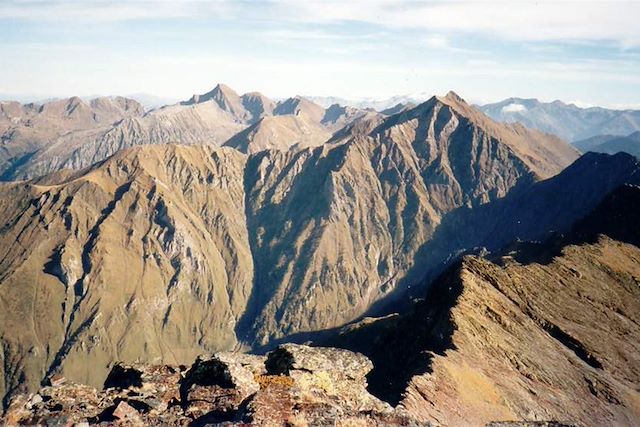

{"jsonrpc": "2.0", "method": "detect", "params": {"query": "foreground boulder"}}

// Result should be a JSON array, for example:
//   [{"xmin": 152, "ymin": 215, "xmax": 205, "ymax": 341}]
[{"xmin": 1, "ymin": 345, "xmax": 420, "ymax": 426}]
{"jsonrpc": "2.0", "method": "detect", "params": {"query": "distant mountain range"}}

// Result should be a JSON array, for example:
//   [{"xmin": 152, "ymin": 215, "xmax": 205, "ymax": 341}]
[
  {"xmin": 0, "ymin": 84, "xmax": 376, "ymax": 181},
  {"xmin": 479, "ymin": 97, "xmax": 640, "ymax": 142},
  {"xmin": 573, "ymin": 131, "xmax": 640, "ymax": 157},
  {"xmin": 307, "ymin": 93, "xmax": 430, "ymax": 111}
]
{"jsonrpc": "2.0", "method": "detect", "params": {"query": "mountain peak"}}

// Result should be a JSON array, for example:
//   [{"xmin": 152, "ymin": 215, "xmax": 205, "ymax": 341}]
[
  {"xmin": 184, "ymin": 83, "xmax": 240, "ymax": 106},
  {"xmin": 373, "ymin": 91, "xmax": 578, "ymax": 180},
  {"xmin": 273, "ymin": 96, "xmax": 325, "ymax": 123},
  {"xmin": 210, "ymin": 83, "xmax": 240, "ymax": 97},
  {"xmin": 443, "ymin": 90, "xmax": 465, "ymax": 104},
  {"xmin": 214, "ymin": 82, "xmax": 232, "ymax": 90}
]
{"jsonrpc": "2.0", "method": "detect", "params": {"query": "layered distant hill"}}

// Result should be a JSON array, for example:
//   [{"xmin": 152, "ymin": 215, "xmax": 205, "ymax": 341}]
[
  {"xmin": 479, "ymin": 97, "xmax": 640, "ymax": 142},
  {"xmin": 573, "ymin": 131, "xmax": 640, "ymax": 157},
  {"xmin": 0, "ymin": 91, "xmax": 581, "ymax": 406}
]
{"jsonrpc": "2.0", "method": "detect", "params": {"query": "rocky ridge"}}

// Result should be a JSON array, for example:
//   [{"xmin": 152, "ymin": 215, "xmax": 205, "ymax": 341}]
[
  {"xmin": 328, "ymin": 186, "xmax": 640, "ymax": 426},
  {"xmin": 0, "ymin": 96, "xmax": 145, "ymax": 180},
  {"xmin": 2, "ymin": 344, "xmax": 419, "ymax": 426}
]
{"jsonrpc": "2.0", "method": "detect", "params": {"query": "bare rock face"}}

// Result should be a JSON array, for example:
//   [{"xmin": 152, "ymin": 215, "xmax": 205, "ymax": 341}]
[
  {"xmin": 265, "ymin": 344, "xmax": 388, "ymax": 415},
  {"xmin": 180, "ymin": 353, "xmax": 260, "ymax": 418},
  {"xmin": 266, "ymin": 343, "xmax": 373, "ymax": 379},
  {"xmin": 1, "ymin": 347, "xmax": 419, "ymax": 426}
]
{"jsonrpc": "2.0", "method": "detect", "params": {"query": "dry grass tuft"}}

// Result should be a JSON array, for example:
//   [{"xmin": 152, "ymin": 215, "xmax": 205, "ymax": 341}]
[{"xmin": 255, "ymin": 374, "xmax": 295, "ymax": 389}]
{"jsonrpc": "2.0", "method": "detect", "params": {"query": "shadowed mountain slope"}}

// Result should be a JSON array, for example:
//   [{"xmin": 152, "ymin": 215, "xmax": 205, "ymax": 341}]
[
  {"xmin": 573, "ymin": 131, "xmax": 640, "ymax": 158},
  {"xmin": 330, "ymin": 186, "xmax": 640, "ymax": 426}
]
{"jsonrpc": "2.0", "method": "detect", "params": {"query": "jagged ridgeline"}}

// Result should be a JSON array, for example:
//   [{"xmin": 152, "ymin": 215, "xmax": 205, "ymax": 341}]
[
  {"xmin": 0, "ymin": 84, "xmax": 370, "ymax": 181},
  {"xmin": 0, "ymin": 90, "xmax": 584, "ymax": 408}
]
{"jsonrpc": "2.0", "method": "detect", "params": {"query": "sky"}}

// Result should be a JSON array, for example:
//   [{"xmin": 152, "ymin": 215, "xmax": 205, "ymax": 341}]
[{"xmin": 1, "ymin": 0, "xmax": 640, "ymax": 108}]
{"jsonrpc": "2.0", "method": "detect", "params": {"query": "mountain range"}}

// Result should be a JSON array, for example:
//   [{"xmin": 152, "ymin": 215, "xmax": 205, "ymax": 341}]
[
  {"xmin": 479, "ymin": 97, "xmax": 640, "ymax": 142},
  {"xmin": 0, "ymin": 84, "xmax": 379, "ymax": 181},
  {"xmin": 0, "ymin": 84, "xmax": 639, "ymax": 426},
  {"xmin": 573, "ymin": 131, "xmax": 640, "ymax": 158}
]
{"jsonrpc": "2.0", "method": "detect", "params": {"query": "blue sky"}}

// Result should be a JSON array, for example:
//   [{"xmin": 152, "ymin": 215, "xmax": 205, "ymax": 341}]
[{"xmin": 1, "ymin": 0, "xmax": 639, "ymax": 107}]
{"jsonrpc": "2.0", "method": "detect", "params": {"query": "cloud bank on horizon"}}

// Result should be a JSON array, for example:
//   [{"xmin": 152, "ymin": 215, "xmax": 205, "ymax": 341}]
[{"xmin": 1, "ymin": 0, "xmax": 639, "ymax": 108}]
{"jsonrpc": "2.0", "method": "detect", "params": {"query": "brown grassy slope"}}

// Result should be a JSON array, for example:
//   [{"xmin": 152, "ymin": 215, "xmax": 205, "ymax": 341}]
[{"xmin": 0, "ymin": 145, "xmax": 252, "ymax": 406}]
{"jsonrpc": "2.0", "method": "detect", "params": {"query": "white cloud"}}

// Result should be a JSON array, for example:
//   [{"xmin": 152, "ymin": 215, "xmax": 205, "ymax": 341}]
[
  {"xmin": 275, "ymin": 0, "xmax": 640, "ymax": 47},
  {"xmin": 3, "ymin": 1, "xmax": 640, "ymax": 47},
  {"xmin": 501, "ymin": 103, "xmax": 527, "ymax": 113},
  {"xmin": 424, "ymin": 35, "xmax": 449, "ymax": 49}
]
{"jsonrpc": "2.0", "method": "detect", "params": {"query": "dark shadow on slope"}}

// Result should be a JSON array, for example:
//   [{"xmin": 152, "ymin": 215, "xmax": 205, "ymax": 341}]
[
  {"xmin": 322, "ymin": 263, "xmax": 464, "ymax": 405},
  {"xmin": 349, "ymin": 182, "xmax": 640, "ymax": 404},
  {"xmin": 318, "ymin": 174, "xmax": 640, "ymax": 406},
  {"xmin": 0, "ymin": 151, "xmax": 37, "ymax": 181},
  {"xmin": 498, "ymin": 184, "xmax": 640, "ymax": 266},
  {"xmin": 568, "ymin": 184, "xmax": 640, "ymax": 246},
  {"xmin": 238, "ymin": 182, "xmax": 640, "ymax": 407},
  {"xmin": 235, "ymin": 144, "xmax": 353, "ymax": 345},
  {"xmin": 365, "ymin": 152, "xmax": 640, "ymax": 317},
  {"xmin": 247, "ymin": 154, "xmax": 640, "ymax": 402}
]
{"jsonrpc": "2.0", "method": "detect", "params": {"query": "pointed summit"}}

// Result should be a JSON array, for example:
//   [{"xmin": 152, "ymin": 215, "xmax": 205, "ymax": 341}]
[
  {"xmin": 273, "ymin": 96, "xmax": 325, "ymax": 123},
  {"xmin": 183, "ymin": 84, "xmax": 278, "ymax": 124},
  {"xmin": 373, "ymin": 91, "xmax": 578, "ymax": 180},
  {"xmin": 444, "ymin": 90, "xmax": 465, "ymax": 103},
  {"xmin": 183, "ymin": 83, "xmax": 248, "ymax": 120}
]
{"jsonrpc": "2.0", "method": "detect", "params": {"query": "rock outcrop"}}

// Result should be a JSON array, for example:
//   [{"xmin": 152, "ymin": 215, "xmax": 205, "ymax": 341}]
[{"xmin": 2, "ymin": 345, "xmax": 417, "ymax": 426}]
